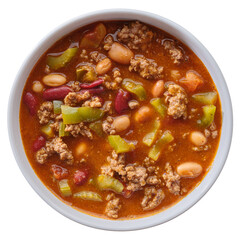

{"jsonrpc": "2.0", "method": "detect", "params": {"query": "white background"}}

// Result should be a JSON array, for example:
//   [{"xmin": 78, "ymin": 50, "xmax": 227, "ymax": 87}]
[{"xmin": 1, "ymin": 0, "xmax": 239, "ymax": 239}]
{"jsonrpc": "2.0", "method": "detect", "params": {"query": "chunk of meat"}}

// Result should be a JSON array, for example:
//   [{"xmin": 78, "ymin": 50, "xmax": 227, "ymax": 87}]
[
  {"xmin": 103, "ymin": 35, "xmax": 114, "ymax": 51},
  {"xmin": 105, "ymin": 193, "xmax": 121, "ymax": 219},
  {"xmin": 36, "ymin": 137, "xmax": 74, "ymax": 165},
  {"xmin": 129, "ymin": 56, "xmax": 163, "ymax": 80},
  {"xmin": 106, "ymin": 150, "xmax": 126, "ymax": 176},
  {"xmin": 69, "ymin": 81, "xmax": 81, "ymax": 92},
  {"xmin": 141, "ymin": 187, "xmax": 165, "ymax": 211},
  {"xmin": 104, "ymin": 69, "xmax": 123, "ymax": 90},
  {"xmin": 179, "ymin": 71, "xmax": 204, "ymax": 92},
  {"xmin": 65, "ymin": 123, "xmax": 93, "ymax": 139},
  {"xmin": 164, "ymin": 84, "xmax": 188, "ymax": 119},
  {"xmin": 162, "ymin": 40, "xmax": 184, "ymax": 64},
  {"xmin": 82, "ymin": 96, "xmax": 102, "ymax": 108},
  {"xmin": 101, "ymin": 165, "xmax": 114, "ymax": 177},
  {"xmin": 125, "ymin": 165, "xmax": 148, "ymax": 191},
  {"xmin": 117, "ymin": 21, "xmax": 154, "ymax": 50},
  {"xmin": 146, "ymin": 175, "xmax": 161, "ymax": 185},
  {"xmin": 102, "ymin": 116, "xmax": 116, "ymax": 135},
  {"xmin": 37, "ymin": 101, "xmax": 55, "ymax": 124},
  {"xmin": 162, "ymin": 163, "xmax": 181, "ymax": 195},
  {"xmin": 64, "ymin": 91, "xmax": 91, "ymax": 106}
]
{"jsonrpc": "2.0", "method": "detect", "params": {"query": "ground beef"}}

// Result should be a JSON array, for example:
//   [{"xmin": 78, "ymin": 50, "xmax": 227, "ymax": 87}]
[
  {"xmin": 164, "ymin": 84, "xmax": 188, "ymax": 119},
  {"xmin": 50, "ymin": 114, "xmax": 63, "ymax": 132},
  {"xmin": 106, "ymin": 150, "xmax": 126, "ymax": 176},
  {"xmin": 146, "ymin": 175, "xmax": 161, "ymax": 185},
  {"xmin": 117, "ymin": 21, "xmax": 154, "ymax": 50},
  {"xmin": 69, "ymin": 81, "xmax": 81, "ymax": 92},
  {"xmin": 104, "ymin": 69, "xmax": 122, "ymax": 90},
  {"xmin": 105, "ymin": 193, "xmax": 121, "ymax": 219},
  {"xmin": 80, "ymin": 49, "xmax": 88, "ymax": 59},
  {"xmin": 162, "ymin": 40, "xmax": 184, "ymax": 64},
  {"xmin": 162, "ymin": 163, "xmax": 181, "ymax": 195},
  {"xmin": 82, "ymin": 96, "xmax": 102, "ymax": 108},
  {"xmin": 101, "ymin": 165, "xmax": 114, "ymax": 177},
  {"xmin": 36, "ymin": 137, "xmax": 73, "ymax": 165},
  {"xmin": 38, "ymin": 102, "xmax": 55, "ymax": 125},
  {"xmin": 129, "ymin": 56, "xmax": 163, "ymax": 80},
  {"xmin": 103, "ymin": 35, "xmax": 114, "ymax": 51},
  {"xmin": 65, "ymin": 123, "xmax": 93, "ymax": 139},
  {"xmin": 102, "ymin": 116, "xmax": 116, "ymax": 135},
  {"xmin": 64, "ymin": 91, "xmax": 91, "ymax": 106},
  {"xmin": 125, "ymin": 165, "xmax": 148, "ymax": 191},
  {"xmin": 141, "ymin": 187, "xmax": 165, "ymax": 211},
  {"xmin": 102, "ymin": 101, "xmax": 112, "ymax": 113},
  {"xmin": 90, "ymin": 51, "xmax": 106, "ymax": 62}
]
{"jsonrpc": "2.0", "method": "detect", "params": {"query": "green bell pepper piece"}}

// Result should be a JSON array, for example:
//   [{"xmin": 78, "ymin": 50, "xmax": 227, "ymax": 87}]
[
  {"xmin": 41, "ymin": 122, "xmax": 54, "ymax": 138},
  {"xmin": 108, "ymin": 135, "xmax": 135, "ymax": 153},
  {"xmin": 59, "ymin": 121, "xmax": 69, "ymax": 137},
  {"xmin": 61, "ymin": 105, "xmax": 104, "ymax": 124},
  {"xmin": 150, "ymin": 98, "xmax": 166, "ymax": 118},
  {"xmin": 148, "ymin": 131, "xmax": 174, "ymax": 161},
  {"xmin": 53, "ymin": 100, "xmax": 63, "ymax": 114},
  {"xmin": 73, "ymin": 191, "xmax": 102, "ymax": 202},
  {"xmin": 58, "ymin": 179, "xmax": 72, "ymax": 197},
  {"xmin": 197, "ymin": 105, "xmax": 216, "ymax": 127},
  {"xmin": 76, "ymin": 66, "xmax": 97, "ymax": 82},
  {"xmin": 122, "ymin": 78, "xmax": 147, "ymax": 101},
  {"xmin": 143, "ymin": 119, "xmax": 161, "ymax": 146},
  {"xmin": 47, "ymin": 48, "xmax": 78, "ymax": 70},
  {"xmin": 89, "ymin": 121, "xmax": 104, "ymax": 137},
  {"xmin": 192, "ymin": 92, "xmax": 217, "ymax": 105},
  {"xmin": 96, "ymin": 174, "xmax": 124, "ymax": 193}
]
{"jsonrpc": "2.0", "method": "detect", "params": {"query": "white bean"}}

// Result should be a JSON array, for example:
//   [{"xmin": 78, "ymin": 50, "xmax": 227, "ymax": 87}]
[
  {"xmin": 177, "ymin": 162, "xmax": 203, "ymax": 178},
  {"xmin": 75, "ymin": 142, "xmax": 87, "ymax": 156},
  {"xmin": 135, "ymin": 106, "xmax": 153, "ymax": 123},
  {"xmin": 42, "ymin": 74, "xmax": 67, "ymax": 87},
  {"xmin": 112, "ymin": 116, "xmax": 130, "ymax": 132},
  {"xmin": 108, "ymin": 42, "xmax": 134, "ymax": 64},
  {"xmin": 152, "ymin": 80, "xmax": 164, "ymax": 97},
  {"xmin": 96, "ymin": 58, "xmax": 112, "ymax": 75},
  {"xmin": 190, "ymin": 131, "xmax": 207, "ymax": 146},
  {"xmin": 32, "ymin": 81, "xmax": 44, "ymax": 93}
]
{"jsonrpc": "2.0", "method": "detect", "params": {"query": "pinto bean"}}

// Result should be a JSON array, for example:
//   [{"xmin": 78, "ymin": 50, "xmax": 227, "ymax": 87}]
[
  {"xmin": 108, "ymin": 42, "xmax": 134, "ymax": 64},
  {"xmin": 42, "ymin": 74, "xmax": 67, "ymax": 87},
  {"xmin": 23, "ymin": 92, "xmax": 38, "ymax": 115},
  {"xmin": 76, "ymin": 142, "xmax": 87, "ymax": 156},
  {"xmin": 190, "ymin": 131, "xmax": 207, "ymax": 146},
  {"xmin": 177, "ymin": 162, "xmax": 203, "ymax": 178},
  {"xmin": 32, "ymin": 81, "xmax": 44, "ymax": 93},
  {"xmin": 96, "ymin": 58, "xmax": 112, "ymax": 75},
  {"xmin": 43, "ymin": 85, "xmax": 72, "ymax": 100},
  {"xmin": 152, "ymin": 80, "xmax": 164, "ymax": 97},
  {"xmin": 112, "ymin": 116, "xmax": 130, "ymax": 132},
  {"xmin": 135, "ymin": 106, "xmax": 153, "ymax": 123}
]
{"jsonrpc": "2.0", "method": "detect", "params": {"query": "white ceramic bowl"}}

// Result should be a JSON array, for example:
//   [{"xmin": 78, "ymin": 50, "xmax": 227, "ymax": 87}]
[{"xmin": 8, "ymin": 9, "xmax": 233, "ymax": 231}]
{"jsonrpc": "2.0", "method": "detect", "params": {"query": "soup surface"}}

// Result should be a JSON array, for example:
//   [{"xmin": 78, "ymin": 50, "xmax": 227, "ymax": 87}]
[{"xmin": 20, "ymin": 21, "xmax": 222, "ymax": 219}]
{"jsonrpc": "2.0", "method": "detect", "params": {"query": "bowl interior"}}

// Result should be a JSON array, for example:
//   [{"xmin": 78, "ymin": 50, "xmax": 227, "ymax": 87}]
[{"xmin": 8, "ymin": 9, "xmax": 233, "ymax": 231}]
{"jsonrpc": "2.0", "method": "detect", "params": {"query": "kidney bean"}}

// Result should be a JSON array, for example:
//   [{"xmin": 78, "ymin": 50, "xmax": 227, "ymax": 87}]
[
  {"xmin": 43, "ymin": 85, "xmax": 72, "ymax": 100},
  {"xmin": 80, "ymin": 79, "xmax": 104, "ymax": 89},
  {"xmin": 23, "ymin": 92, "xmax": 38, "ymax": 115},
  {"xmin": 80, "ymin": 86, "xmax": 105, "ymax": 95},
  {"xmin": 73, "ymin": 169, "xmax": 89, "ymax": 185},
  {"xmin": 32, "ymin": 135, "xmax": 46, "ymax": 152},
  {"xmin": 114, "ymin": 89, "xmax": 131, "ymax": 114},
  {"xmin": 51, "ymin": 164, "xmax": 69, "ymax": 180}
]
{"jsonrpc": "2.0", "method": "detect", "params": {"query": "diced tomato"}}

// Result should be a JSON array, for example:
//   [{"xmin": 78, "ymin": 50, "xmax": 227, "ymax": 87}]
[
  {"xmin": 179, "ymin": 71, "xmax": 203, "ymax": 92},
  {"xmin": 73, "ymin": 169, "xmax": 89, "ymax": 185},
  {"xmin": 51, "ymin": 165, "xmax": 69, "ymax": 180}
]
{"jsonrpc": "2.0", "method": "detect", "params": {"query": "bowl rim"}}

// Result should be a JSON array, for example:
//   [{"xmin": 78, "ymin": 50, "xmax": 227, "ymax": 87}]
[{"xmin": 8, "ymin": 8, "xmax": 233, "ymax": 231}]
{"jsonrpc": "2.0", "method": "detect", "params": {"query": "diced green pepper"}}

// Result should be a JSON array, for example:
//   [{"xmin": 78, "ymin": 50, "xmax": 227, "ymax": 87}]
[
  {"xmin": 73, "ymin": 191, "xmax": 102, "ymax": 202},
  {"xmin": 96, "ymin": 175, "xmax": 124, "ymax": 193},
  {"xmin": 192, "ymin": 92, "xmax": 217, "ymax": 105},
  {"xmin": 122, "ymin": 78, "xmax": 147, "ymax": 101},
  {"xmin": 150, "ymin": 98, "xmax": 166, "ymax": 118},
  {"xmin": 61, "ymin": 105, "xmax": 104, "ymax": 124},
  {"xmin": 108, "ymin": 135, "xmax": 135, "ymax": 153},
  {"xmin": 47, "ymin": 48, "xmax": 78, "ymax": 70},
  {"xmin": 53, "ymin": 100, "xmax": 63, "ymax": 114},
  {"xmin": 89, "ymin": 121, "xmax": 104, "ymax": 137},
  {"xmin": 58, "ymin": 179, "xmax": 72, "ymax": 197},
  {"xmin": 59, "ymin": 121, "xmax": 69, "ymax": 137},
  {"xmin": 197, "ymin": 105, "xmax": 216, "ymax": 127},
  {"xmin": 41, "ymin": 122, "xmax": 54, "ymax": 138},
  {"xmin": 148, "ymin": 131, "xmax": 174, "ymax": 161},
  {"xmin": 76, "ymin": 66, "xmax": 97, "ymax": 82},
  {"xmin": 143, "ymin": 119, "xmax": 161, "ymax": 146}
]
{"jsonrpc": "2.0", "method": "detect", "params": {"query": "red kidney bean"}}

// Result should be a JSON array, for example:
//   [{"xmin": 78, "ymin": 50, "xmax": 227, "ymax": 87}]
[
  {"xmin": 51, "ymin": 164, "xmax": 69, "ymax": 180},
  {"xmin": 80, "ymin": 86, "xmax": 105, "ymax": 95},
  {"xmin": 32, "ymin": 135, "xmax": 46, "ymax": 152},
  {"xmin": 80, "ymin": 79, "xmax": 104, "ymax": 89},
  {"xmin": 23, "ymin": 92, "xmax": 38, "ymax": 115},
  {"xmin": 114, "ymin": 89, "xmax": 131, "ymax": 114},
  {"xmin": 43, "ymin": 85, "xmax": 72, "ymax": 100},
  {"xmin": 73, "ymin": 169, "xmax": 89, "ymax": 185}
]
